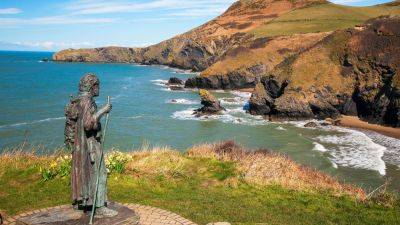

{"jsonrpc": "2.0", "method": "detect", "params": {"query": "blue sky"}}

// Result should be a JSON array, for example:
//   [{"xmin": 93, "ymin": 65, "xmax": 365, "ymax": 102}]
[{"xmin": 0, "ymin": 0, "xmax": 394, "ymax": 51}]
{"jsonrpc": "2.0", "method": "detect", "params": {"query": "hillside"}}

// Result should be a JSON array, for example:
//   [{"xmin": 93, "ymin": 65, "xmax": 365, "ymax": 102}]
[
  {"xmin": 53, "ymin": 0, "xmax": 400, "ymax": 126},
  {"xmin": 248, "ymin": 16, "xmax": 400, "ymax": 127},
  {"xmin": 53, "ymin": 0, "xmax": 399, "ymax": 71},
  {"xmin": 54, "ymin": 0, "xmax": 329, "ymax": 70}
]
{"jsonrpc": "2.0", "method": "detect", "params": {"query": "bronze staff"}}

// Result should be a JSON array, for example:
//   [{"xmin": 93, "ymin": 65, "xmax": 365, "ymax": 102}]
[{"xmin": 89, "ymin": 96, "xmax": 111, "ymax": 225}]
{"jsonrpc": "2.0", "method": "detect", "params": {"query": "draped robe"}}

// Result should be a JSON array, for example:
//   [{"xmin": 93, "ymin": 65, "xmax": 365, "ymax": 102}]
[{"xmin": 71, "ymin": 94, "xmax": 108, "ymax": 208}]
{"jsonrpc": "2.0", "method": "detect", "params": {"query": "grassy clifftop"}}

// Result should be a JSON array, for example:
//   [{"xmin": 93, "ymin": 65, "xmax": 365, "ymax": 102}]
[
  {"xmin": 1, "ymin": 141, "xmax": 399, "ymax": 224},
  {"xmin": 252, "ymin": 2, "xmax": 400, "ymax": 37}
]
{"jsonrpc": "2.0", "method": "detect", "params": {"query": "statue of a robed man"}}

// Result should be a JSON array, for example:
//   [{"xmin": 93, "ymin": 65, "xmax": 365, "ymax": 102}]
[{"xmin": 65, "ymin": 73, "xmax": 118, "ymax": 218}]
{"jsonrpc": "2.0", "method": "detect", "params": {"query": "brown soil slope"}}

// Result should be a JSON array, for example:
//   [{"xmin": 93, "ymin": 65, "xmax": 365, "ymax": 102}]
[
  {"xmin": 53, "ymin": 0, "xmax": 327, "ymax": 70},
  {"xmin": 248, "ymin": 16, "xmax": 400, "ymax": 127}
]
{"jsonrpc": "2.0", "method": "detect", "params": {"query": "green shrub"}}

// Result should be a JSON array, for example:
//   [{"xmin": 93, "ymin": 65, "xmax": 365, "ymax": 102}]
[
  {"xmin": 39, "ymin": 155, "xmax": 72, "ymax": 181},
  {"xmin": 105, "ymin": 151, "xmax": 133, "ymax": 174}
]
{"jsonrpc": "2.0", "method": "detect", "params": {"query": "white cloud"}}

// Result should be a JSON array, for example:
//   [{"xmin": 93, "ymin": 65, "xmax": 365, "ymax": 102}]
[
  {"xmin": 0, "ymin": 16, "xmax": 117, "ymax": 26},
  {"xmin": 329, "ymin": 0, "xmax": 389, "ymax": 5},
  {"xmin": 0, "ymin": 8, "xmax": 22, "ymax": 15},
  {"xmin": 1, "ymin": 41, "xmax": 95, "ymax": 51},
  {"xmin": 170, "ymin": 6, "xmax": 228, "ymax": 17},
  {"xmin": 66, "ymin": 0, "xmax": 236, "ymax": 15}
]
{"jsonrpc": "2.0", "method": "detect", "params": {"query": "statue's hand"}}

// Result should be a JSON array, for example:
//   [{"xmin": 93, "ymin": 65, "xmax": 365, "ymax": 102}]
[
  {"xmin": 94, "ymin": 103, "xmax": 112, "ymax": 122},
  {"xmin": 104, "ymin": 103, "xmax": 112, "ymax": 114}
]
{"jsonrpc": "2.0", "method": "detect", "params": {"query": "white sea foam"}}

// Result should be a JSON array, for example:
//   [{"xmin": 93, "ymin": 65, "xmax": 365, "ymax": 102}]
[
  {"xmin": 167, "ymin": 99, "xmax": 199, "ymax": 105},
  {"xmin": 128, "ymin": 116, "xmax": 143, "ymax": 119},
  {"xmin": 171, "ymin": 107, "xmax": 267, "ymax": 126},
  {"xmin": 220, "ymin": 97, "xmax": 247, "ymax": 106},
  {"xmin": 276, "ymin": 126, "xmax": 287, "ymax": 131},
  {"xmin": 315, "ymin": 128, "xmax": 386, "ymax": 175},
  {"xmin": 151, "ymin": 79, "xmax": 168, "ymax": 87},
  {"xmin": 313, "ymin": 142, "xmax": 327, "ymax": 152},
  {"xmin": 286, "ymin": 120, "xmax": 320, "ymax": 129},
  {"xmin": 0, "ymin": 117, "xmax": 65, "ymax": 130},
  {"xmin": 363, "ymin": 131, "xmax": 400, "ymax": 168},
  {"xmin": 230, "ymin": 91, "xmax": 252, "ymax": 99},
  {"xmin": 285, "ymin": 119, "xmax": 390, "ymax": 174}
]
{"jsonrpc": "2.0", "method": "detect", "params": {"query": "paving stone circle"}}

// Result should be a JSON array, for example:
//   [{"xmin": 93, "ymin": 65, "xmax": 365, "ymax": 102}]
[{"xmin": 3, "ymin": 203, "xmax": 197, "ymax": 225}]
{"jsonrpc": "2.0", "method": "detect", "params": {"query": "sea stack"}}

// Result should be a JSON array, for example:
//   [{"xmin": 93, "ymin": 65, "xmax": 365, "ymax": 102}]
[
  {"xmin": 248, "ymin": 82, "xmax": 274, "ymax": 116},
  {"xmin": 195, "ymin": 89, "xmax": 225, "ymax": 116}
]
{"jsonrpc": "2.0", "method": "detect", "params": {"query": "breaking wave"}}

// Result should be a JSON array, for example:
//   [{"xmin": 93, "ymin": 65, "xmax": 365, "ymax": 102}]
[
  {"xmin": 313, "ymin": 142, "xmax": 328, "ymax": 152},
  {"xmin": 0, "ymin": 117, "xmax": 65, "ymax": 130},
  {"xmin": 286, "ymin": 119, "xmax": 390, "ymax": 175},
  {"xmin": 151, "ymin": 79, "xmax": 168, "ymax": 86},
  {"xmin": 171, "ymin": 107, "xmax": 267, "ymax": 126},
  {"xmin": 315, "ymin": 127, "xmax": 387, "ymax": 175},
  {"xmin": 167, "ymin": 98, "xmax": 199, "ymax": 105}
]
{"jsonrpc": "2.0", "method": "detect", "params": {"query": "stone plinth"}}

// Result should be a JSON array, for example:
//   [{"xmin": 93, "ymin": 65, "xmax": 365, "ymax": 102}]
[
  {"xmin": 15, "ymin": 202, "xmax": 138, "ymax": 225},
  {"xmin": 4, "ymin": 203, "xmax": 197, "ymax": 225}
]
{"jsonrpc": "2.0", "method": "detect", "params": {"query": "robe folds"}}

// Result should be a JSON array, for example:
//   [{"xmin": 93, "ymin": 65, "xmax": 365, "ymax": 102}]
[{"xmin": 71, "ymin": 94, "xmax": 108, "ymax": 208}]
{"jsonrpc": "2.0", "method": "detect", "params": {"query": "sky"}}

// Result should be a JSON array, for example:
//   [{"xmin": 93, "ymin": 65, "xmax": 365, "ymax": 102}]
[{"xmin": 0, "ymin": 0, "xmax": 395, "ymax": 51}]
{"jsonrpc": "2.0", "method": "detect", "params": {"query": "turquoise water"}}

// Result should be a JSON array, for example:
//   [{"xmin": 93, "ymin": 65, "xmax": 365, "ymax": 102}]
[{"xmin": 1, "ymin": 51, "xmax": 399, "ymax": 190}]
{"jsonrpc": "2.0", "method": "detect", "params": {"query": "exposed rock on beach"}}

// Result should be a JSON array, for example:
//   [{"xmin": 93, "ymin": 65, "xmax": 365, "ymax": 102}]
[{"xmin": 195, "ymin": 89, "xmax": 225, "ymax": 116}]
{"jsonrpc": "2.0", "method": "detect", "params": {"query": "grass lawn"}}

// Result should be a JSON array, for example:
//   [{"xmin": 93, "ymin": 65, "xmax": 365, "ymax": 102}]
[{"xmin": 0, "ymin": 143, "xmax": 399, "ymax": 225}]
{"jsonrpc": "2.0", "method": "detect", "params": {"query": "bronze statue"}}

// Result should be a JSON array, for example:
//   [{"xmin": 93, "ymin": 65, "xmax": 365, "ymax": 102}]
[{"xmin": 65, "ymin": 73, "xmax": 117, "ymax": 218}]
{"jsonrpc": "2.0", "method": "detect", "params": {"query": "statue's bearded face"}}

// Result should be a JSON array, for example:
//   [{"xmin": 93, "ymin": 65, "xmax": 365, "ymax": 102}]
[{"xmin": 92, "ymin": 82, "xmax": 100, "ymax": 97}]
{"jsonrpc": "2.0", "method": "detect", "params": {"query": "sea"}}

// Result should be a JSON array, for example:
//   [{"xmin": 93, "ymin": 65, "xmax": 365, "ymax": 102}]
[{"xmin": 1, "ymin": 50, "xmax": 400, "ymax": 190}]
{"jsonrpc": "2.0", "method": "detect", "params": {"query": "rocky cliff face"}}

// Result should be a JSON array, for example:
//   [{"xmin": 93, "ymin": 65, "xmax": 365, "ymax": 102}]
[
  {"xmin": 248, "ymin": 16, "xmax": 400, "ymax": 127},
  {"xmin": 185, "ymin": 32, "xmax": 330, "ymax": 89},
  {"xmin": 53, "ymin": 0, "xmax": 326, "ymax": 71}
]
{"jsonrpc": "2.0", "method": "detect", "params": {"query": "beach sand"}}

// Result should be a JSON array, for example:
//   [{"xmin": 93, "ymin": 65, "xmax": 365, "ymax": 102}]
[{"xmin": 335, "ymin": 116, "xmax": 400, "ymax": 139}]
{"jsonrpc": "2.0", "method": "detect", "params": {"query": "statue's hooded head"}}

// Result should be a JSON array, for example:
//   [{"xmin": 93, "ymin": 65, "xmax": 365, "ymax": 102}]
[{"xmin": 79, "ymin": 73, "xmax": 100, "ymax": 97}]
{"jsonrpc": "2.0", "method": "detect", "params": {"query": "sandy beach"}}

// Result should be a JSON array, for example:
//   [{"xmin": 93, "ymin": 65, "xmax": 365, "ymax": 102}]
[{"xmin": 336, "ymin": 115, "xmax": 400, "ymax": 139}]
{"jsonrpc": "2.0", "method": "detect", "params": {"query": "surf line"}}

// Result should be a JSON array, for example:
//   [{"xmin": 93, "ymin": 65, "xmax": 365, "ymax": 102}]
[{"xmin": 0, "ymin": 117, "xmax": 65, "ymax": 129}]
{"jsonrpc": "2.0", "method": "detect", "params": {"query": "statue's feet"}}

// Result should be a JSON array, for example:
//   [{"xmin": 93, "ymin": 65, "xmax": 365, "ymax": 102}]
[{"xmin": 94, "ymin": 206, "xmax": 118, "ymax": 218}]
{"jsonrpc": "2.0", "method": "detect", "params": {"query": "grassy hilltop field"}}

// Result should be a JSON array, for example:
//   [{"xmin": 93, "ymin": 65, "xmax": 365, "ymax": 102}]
[{"xmin": 1, "ymin": 142, "xmax": 399, "ymax": 225}]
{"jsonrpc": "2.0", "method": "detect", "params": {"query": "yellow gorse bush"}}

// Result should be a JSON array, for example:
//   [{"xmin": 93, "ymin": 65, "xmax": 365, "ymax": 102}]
[
  {"xmin": 105, "ymin": 150, "xmax": 133, "ymax": 174},
  {"xmin": 40, "ymin": 151, "xmax": 133, "ymax": 181}
]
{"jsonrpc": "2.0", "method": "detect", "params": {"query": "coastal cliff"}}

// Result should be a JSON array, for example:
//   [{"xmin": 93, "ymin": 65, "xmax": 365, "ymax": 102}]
[
  {"xmin": 248, "ymin": 16, "xmax": 400, "ymax": 127},
  {"xmin": 53, "ymin": 0, "xmax": 331, "ymax": 70},
  {"xmin": 53, "ymin": 0, "xmax": 400, "ymax": 127}
]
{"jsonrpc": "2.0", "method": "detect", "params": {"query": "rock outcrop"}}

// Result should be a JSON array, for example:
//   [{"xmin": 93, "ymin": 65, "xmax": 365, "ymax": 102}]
[
  {"xmin": 248, "ymin": 16, "xmax": 400, "ymax": 127},
  {"xmin": 248, "ymin": 82, "xmax": 274, "ymax": 116},
  {"xmin": 195, "ymin": 89, "xmax": 225, "ymax": 116},
  {"xmin": 168, "ymin": 77, "xmax": 184, "ymax": 85}
]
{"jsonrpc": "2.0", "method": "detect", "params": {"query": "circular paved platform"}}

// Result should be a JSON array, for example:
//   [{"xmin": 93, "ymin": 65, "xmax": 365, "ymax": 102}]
[{"xmin": 2, "ymin": 203, "xmax": 197, "ymax": 225}]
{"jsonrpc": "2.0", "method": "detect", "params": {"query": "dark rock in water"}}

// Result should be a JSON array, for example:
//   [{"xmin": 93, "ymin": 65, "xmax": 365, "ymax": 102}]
[
  {"xmin": 171, "ymin": 99, "xmax": 178, "ymax": 103},
  {"xmin": 304, "ymin": 122, "xmax": 318, "ymax": 128},
  {"xmin": 248, "ymin": 82, "xmax": 273, "ymax": 116},
  {"xmin": 185, "ymin": 72, "xmax": 257, "ymax": 89},
  {"xmin": 195, "ymin": 89, "xmax": 225, "ymax": 116},
  {"xmin": 320, "ymin": 122, "xmax": 331, "ymax": 126},
  {"xmin": 169, "ymin": 85, "xmax": 184, "ymax": 91},
  {"xmin": 41, "ymin": 58, "xmax": 50, "ymax": 62},
  {"xmin": 168, "ymin": 77, "xmax": 184, "ymax": 85}
]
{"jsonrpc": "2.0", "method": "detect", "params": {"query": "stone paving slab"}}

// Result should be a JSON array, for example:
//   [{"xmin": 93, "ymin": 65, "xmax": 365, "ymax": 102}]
[{"xmin": 3, "ymin": 203, "xmax": 197, "ymax": 225}]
